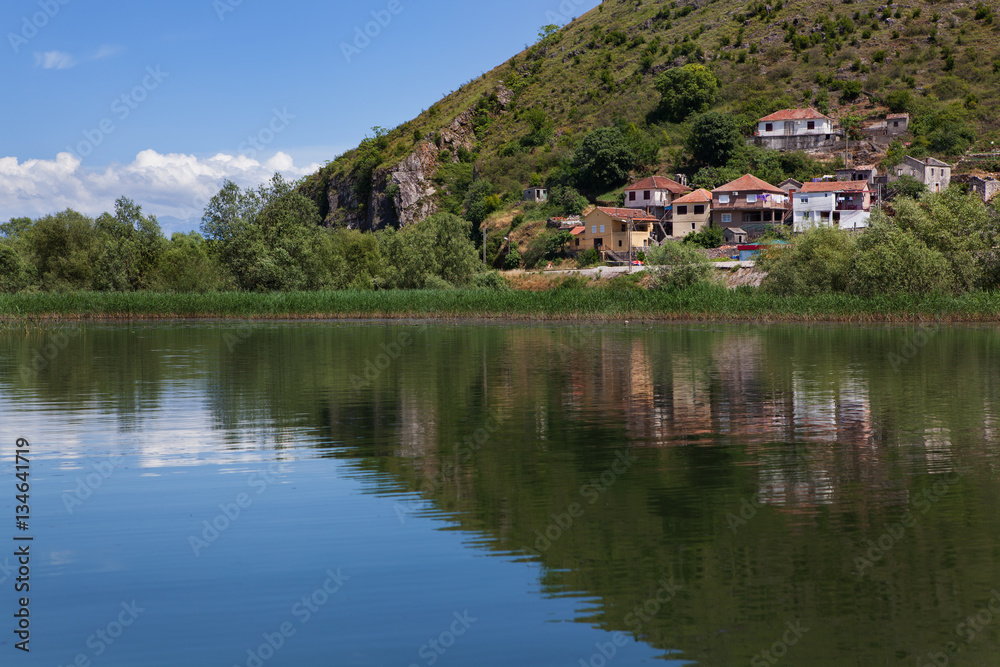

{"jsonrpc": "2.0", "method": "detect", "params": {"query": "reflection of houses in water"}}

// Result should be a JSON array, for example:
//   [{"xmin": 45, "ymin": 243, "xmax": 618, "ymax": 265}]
[
  {"xmin": 791, "ymin": 373, "xmax": 873, "ymax": 446},
  {"xmin": 397, "ymin": 390, "xmax": 438, "ymax": 459}
]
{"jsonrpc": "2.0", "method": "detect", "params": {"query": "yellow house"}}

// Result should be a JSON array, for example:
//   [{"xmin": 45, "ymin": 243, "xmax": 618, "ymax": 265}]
[
  {"xmin": 578, "ymin": 207, "xmax": 659, "ymax": 256},
  {"xmin": 671, "ymin": 188, "xmax": 713, "ymax": 237}
]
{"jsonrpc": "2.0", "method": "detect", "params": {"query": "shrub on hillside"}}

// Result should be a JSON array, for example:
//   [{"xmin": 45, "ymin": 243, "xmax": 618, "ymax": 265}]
[{"xmin": 646, "ymin": 241, "xmax": 714, "ymax": 290}]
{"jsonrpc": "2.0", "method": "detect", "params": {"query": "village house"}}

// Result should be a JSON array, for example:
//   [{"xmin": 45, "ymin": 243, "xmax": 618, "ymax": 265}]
[
  {"xmin": 793, "ymin": 181, "xmax": 873, "ymax": 233},
  {"xmin": 895, "ymin": 156, "xmax": 952, "ymax": 192},
  {"xmin": 778, "ymin": 178, "xmax": 803, "ymax": 198},
  {"xmin": 523, "ymin": 187, "xmax": 548, "ymax": 203},
  {"xmin": 886, "ymin": 113, "xmax": 909, "ymax": 136},
  {"xmin": 623, "ymin": 175, "xmax": 691, "ymax": 220},
  {"xmin": 753, "ymin": 108, "xmax": 837, "ymax": 150},
  {"xmin": 711, "ymin": 174, "xmax": 791, "ymax": 233},
  {"xmin": 670, "ymin": 189, "xmax": 713, "ymax": 237},
  {"xmin": 578, "ymin": 207, "xmax": 658, "ymax": 258},
  {"xmin": 836, "ymin": 164, "xmax": 879, "ymax": 185}
]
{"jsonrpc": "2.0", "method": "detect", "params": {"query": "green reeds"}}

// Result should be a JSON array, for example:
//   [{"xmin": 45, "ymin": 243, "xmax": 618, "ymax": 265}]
[{"xmin": 1, "ymin": 287, "xmax": 999, "ymax": 322}]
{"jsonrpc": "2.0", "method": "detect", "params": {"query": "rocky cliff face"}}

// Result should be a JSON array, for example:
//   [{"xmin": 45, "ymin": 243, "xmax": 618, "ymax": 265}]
[{"xmin": 309, "ymin": 84, "xmax": 514, "ymax": 232}]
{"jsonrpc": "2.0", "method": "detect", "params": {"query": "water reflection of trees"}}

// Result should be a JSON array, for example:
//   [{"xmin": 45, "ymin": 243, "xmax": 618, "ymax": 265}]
[{"xmin": 4, "ymin": 323, "xmax": 1000, "ymax": 665}]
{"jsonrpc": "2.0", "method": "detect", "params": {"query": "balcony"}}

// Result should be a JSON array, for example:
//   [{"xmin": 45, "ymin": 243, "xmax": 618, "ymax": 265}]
[{"xmin": 713, "ymin": 199, "xmax": 791, "ymax": 211}]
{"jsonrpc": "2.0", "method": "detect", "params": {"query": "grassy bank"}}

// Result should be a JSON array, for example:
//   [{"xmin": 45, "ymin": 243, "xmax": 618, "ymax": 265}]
[{"xmin": 2, "ymin": 286, "xmax": 1000, "ymax": 322}]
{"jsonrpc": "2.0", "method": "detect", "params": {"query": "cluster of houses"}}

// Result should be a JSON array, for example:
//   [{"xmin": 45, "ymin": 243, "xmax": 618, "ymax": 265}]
[{"xmin": 530, "ymin": 107, "xmax": 968, "ymax": 261}]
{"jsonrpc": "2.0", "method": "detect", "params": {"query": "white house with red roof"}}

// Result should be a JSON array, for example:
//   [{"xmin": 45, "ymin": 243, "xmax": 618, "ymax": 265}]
[
  {"xmin": 623, "ymin": 175, "xmax": 691, "ymax": 220},
  {"xmin": 753, "ymin": 108, "xmax": 838, "ymax": 150},
  {"xmin": 792, "ymin": 181, "xmax": 873, "ymax": 232},
  {"xmin": 711, "ymin": 174, "xmax": 790, "ymax": 231}
]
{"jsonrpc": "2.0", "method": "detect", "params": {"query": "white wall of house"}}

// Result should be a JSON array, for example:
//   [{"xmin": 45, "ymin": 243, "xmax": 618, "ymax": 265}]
[
  {"xmin": 625, "ymin": 188, "xmax": 671, "ymax": 209},
  {"xmin": 756, "ymin": 117, "xmax": 833, "ymax": 137},
  {"xmin": 793, "ymin": 191, "xmax": 870, "ymax": 233}
]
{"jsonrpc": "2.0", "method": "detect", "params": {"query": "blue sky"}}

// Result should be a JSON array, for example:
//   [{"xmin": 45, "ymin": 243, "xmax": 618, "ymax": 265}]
[{"xmin": 1, "ymin": 0, "xmax": 601, "ymax": 232}]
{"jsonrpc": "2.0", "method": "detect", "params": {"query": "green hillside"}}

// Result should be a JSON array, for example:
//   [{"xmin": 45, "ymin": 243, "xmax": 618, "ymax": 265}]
[{"xmin": 301, "ymin": 0, "xmax": 1000, "ymax": 250}]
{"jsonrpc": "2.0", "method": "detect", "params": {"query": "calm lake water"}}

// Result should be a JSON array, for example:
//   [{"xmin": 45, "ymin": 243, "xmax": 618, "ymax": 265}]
[{"xmin": 2, "ymin": 321, "xmax": 1000, "ymax": 666}]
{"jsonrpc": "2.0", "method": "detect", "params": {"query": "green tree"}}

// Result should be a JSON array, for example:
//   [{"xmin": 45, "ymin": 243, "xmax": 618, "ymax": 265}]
[
  {"xmin": 153, "ymin": 232, "xmax": 228, "ymax": 293},
  {"xmin": 682, "ymin": 227, "xmax": 724, "ymax": 249},
  {"xmin": 201, "ymin": 175, "xmax": 329, "ymax": 291},
  {"xmin": 646, "ymin": 241, "xmax": 714, "ymax": 289},
  {"xmin": 0, "ymin": 243, "xmax": 33, "ymax": 293},
  {"xmin": 464, "ymin": 180, "xmax": 501, "ymax": 225},
  {"xmin": 380, "ymin": 213, "xmax": 479, "ymax": 288},
  {"xmin": 888, "ymin": 175, "xmax": 927, "ymax": 200},
  {"xmin": 93, "ymin": 197, "xmax": 166, "ymax": 291},
  {"xmin": 848, "ymin": 212, "xmax": 955, "ymax": 296},
  {"xmin": 654, "ymin": 64, "xmax": 720, "ymax": 122},
  {"xmin": 25, "ymin": 210, "xmax": 99, "ymax": 291},
  {"xmin": 687, "ymin": 112, "xmax": 743, "ymax": 168},
  {"xmin": 572, "ymin": 126, "xmax": 638, "ymax": 193},
  {"xmin": 758, "ymin": 226, "xmax": 855, "ymax": 295}
]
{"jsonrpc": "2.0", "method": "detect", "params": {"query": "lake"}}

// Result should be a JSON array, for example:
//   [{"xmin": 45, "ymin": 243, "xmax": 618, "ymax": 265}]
[{"xmin": 2, "ymin": 321, "xmax": 999, "ymax": 666}]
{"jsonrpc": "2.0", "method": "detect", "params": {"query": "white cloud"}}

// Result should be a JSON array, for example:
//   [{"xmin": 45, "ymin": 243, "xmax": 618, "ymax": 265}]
[
  {"xmin": 0, "ymin": 150, "xmax": 322, "ymax": 227},
  {"xmin": 34, "ymin": 51, "xmax": 77, "ymax": 70},
  {"xmin": 93, "ymin": 44, "xmax": 124, "ymax": 60}
]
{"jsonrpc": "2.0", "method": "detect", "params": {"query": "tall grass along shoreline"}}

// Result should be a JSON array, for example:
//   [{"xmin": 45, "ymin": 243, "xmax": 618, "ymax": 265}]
[{"xmin": 2, "ymin": 287, "xmax": 1000, "ymax": 323}]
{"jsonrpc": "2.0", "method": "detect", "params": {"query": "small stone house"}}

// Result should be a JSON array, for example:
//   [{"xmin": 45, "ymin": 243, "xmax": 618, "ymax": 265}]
[
  {"xmin": 886, "ymin": 113, "xmax": 909, "ymax": 136},
  {"xmin": 523, "ymin": 187, "xmax": 548, "ymax": 203},
  {"xmin": 895, "ymin": 156, "xmax": 952, "ymax": 193}
]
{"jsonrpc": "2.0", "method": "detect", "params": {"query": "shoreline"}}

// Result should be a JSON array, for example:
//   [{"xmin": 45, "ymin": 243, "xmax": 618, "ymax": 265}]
[{"xmin": 2, "ymin": 288, "xmax": 1000, "ymax": 324}]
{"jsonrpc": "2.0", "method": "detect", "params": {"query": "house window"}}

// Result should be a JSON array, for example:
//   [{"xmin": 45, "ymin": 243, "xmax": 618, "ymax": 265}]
[
  {"xmin": 575, "ymin": 238, "xmax": 580, "ymax": 247},
  {"xmin": 676, "ymin": 205, "xmax": 688, "ymax": 215},
  {"xmin": 618, "ymin": 240, "xmax": 623, "ymax": 247},
  {"xmin": 592, "ymin": 226, "xmax": 597, "ymax": 234},
  {"xmin": 721, "ymin": 213, "xmax": 732, "ymax": 223},
  {"xmin": 600, "ymin": 225, "xmax": 605, "ymax": 233},
  {"xmin": 807, "ymin": 121, "xmax": 815, "ymax": 130},
  {"xmin": 930, "ymin": 168, "xmax": 935, "ymax": 176},
  {"xmin": 800, "ymin": 197, "xmax": 807, "ymax": 204},
  {"xmin": 893, "ymin": 121, "xmax": 899, "ymax": 127},
  {"xmin": 719, "ymin": 195, "xmax": 730, "ymax": 204},
  {"xmin": 691, "ymin": 223, "xmax": 696, "ymax": 230},
  {"xmin": 643, "ymin": 190, "xmax": 650, "ymax": 200},
  {"xmin": 628, "ymin": 191, "xmax": 636, "ymax": 201},
  {"xmin": 694, "ymin": 205, "xmax": 705, "ymax": 215},
  {"xmin": 765, "ymin": 123, "xmax": 773, "ymax": 132},
  {"xmin": 746, "ymin": 194, "xmax": 756, "ymax": 203}
]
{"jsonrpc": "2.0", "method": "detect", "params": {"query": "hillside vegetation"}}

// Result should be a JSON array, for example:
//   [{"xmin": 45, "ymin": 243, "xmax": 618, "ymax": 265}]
[{"xmin": 300, "ymin": 0, "xmax": 1000, "ymax": 251}]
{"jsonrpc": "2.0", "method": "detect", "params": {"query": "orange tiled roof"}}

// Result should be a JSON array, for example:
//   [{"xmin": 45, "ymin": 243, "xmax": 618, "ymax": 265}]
[
  {"xmin": 799, "ymin": 181, "xmax": 871, "ymax": 193},
  {"xmin": 624, "ymin": 176, "xmax": 691, "ymax": 194},
  {"xmin": 712, "ymin": 174, "xmax": 784, "ymax": 195},
  {"xmin": 673, "ymin": 188, "xmax": 713, "ymax": 204},
  {"xmin": 594, "ymin": 207, "xmax": 659, "ymax": 221},
  {"xmin": 569, "ymin": 225, "xmax": 586, "ymax": 235},
  {"xmin": 759, "ymin": 108, "xmax": 830, "ymax": 122}
]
